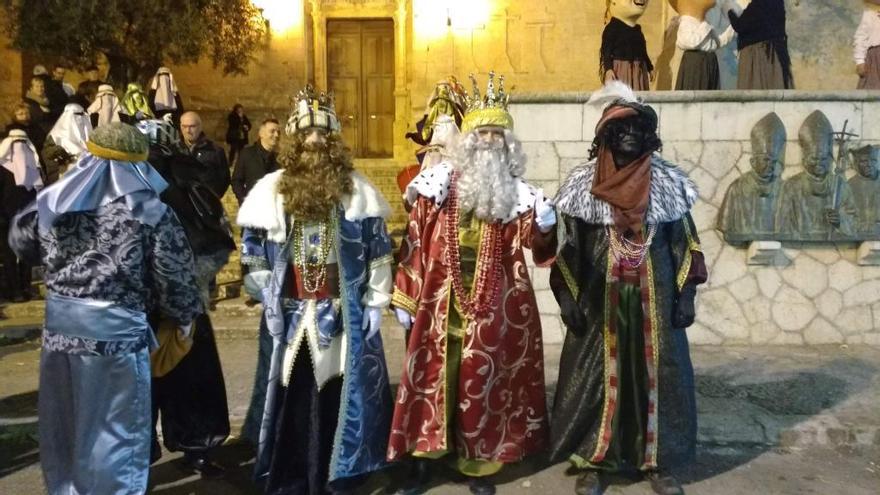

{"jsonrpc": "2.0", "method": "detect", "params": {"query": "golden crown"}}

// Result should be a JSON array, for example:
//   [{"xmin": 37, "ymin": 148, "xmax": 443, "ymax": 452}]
[{"xmin": 461, "ymin": 71, "xmax": 514, "ymax": 132}]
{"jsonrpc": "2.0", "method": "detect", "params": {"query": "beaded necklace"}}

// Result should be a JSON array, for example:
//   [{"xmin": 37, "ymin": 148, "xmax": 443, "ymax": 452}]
[
  {"xmin": 606, "ymin": 223, "xmax": 657, "ymax": 269},
  {"xmin": 445, "ymin": 173, "xmax": 504, "ymax": 319},
  {"xmin": 292, "ymin": 215, "xmax": 333, "ymax": 293}
]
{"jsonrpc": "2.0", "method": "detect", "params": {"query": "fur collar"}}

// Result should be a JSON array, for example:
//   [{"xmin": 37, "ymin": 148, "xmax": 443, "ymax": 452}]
[
  {"xmin": 237, "ymin": 169, "xmax": 392, "ymax": 243},
  {"xmin": 555, "ymin": 154, "xmax": 698, "ymax": 225},
  {"xmin": 404, "ymin": 162, "xmax": 546, "ymax": 223}
]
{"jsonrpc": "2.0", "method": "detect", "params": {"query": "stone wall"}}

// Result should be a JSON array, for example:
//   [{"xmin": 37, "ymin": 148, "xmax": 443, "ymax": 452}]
[{"xmin": 513, "ymin": 91, "xmax": 880, "ymax": 346}]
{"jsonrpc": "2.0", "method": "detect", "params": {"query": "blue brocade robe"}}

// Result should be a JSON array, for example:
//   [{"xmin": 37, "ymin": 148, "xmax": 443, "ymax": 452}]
[
  {"xmin": 9, "ymin": 157, "xmax": 202, "ymax": 495},
  {"xmin": 237, "ymin": 169, "xmax": 394, "ymax": 485}
]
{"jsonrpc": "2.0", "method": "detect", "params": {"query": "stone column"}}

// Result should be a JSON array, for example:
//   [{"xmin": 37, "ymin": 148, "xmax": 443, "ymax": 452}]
[{"xmin": 393, "ymin": 0, "xmax": 411, "ymax": 163}]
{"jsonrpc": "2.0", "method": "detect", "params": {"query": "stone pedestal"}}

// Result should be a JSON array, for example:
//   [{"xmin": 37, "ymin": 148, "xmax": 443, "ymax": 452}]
[
  {"xmin": 747, "ymin": 241, "xmax": 788, "ymax": 265},
  {"xmin": 856, "ymin": 241, "xmax": 880, "ymax": 265}
]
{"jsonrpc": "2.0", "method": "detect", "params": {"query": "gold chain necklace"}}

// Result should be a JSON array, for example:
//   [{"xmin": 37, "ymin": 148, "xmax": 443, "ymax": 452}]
[
  {"xmin": 292, "ymin": 216, "xmax": 333, "ymax": 293},
  {"xmin": 606, "ymin": 224, "xmax": 657, "ymax": 269}
]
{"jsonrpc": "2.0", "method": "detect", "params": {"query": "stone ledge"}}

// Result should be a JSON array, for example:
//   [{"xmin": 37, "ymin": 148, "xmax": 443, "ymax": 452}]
[{"xmin": 512, "ymin": 90, "xmax": 880, "ymax": 104}]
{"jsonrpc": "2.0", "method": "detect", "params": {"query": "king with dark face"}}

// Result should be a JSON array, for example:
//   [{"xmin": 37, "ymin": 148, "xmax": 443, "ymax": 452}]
[{"xmin": 551, "ymin": 81, "xmax": 707, "ymax": 495}]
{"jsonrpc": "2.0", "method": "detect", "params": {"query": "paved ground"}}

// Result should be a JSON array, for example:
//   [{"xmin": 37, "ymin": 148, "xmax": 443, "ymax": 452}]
[{"xmin": 1, "ymin": 309, "xmax": 879, "ymax": 494}]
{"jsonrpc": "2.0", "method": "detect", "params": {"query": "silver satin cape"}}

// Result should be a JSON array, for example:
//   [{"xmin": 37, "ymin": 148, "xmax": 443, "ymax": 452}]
[
  {"xmin": 40, "ymin": 293, "xmax": 155, "ymax": 494},
  {"xmin": 8, "ymin": 151, "xmax": 202, "ymax": 495}
]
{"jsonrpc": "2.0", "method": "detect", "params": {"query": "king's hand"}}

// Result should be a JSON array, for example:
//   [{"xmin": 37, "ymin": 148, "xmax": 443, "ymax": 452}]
[{"xmin": 535, "ymin": 194, "xmax": 557, "ymax": 233}]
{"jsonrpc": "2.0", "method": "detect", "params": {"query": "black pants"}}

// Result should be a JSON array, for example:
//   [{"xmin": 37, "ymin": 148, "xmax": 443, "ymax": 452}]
[
  {"xmin": 228, "ymin": 142, "xmax": 246, "ymax": 167},
  {"xmin": 0, "ymin": 222, "xmax": 32, "ymax": 299},
  {"xmin": 151, "ymin": 313, "xmax": 230, "ymax": 458}
]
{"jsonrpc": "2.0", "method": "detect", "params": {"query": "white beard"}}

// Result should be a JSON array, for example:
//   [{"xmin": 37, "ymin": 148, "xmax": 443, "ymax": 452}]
[{"xmin": 454, "ymin": 130, "xmax": 527, "ymax": 222}]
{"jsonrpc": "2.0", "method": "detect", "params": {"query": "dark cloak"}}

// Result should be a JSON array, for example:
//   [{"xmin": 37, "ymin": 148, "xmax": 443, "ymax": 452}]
[{"xmin": 549, "ymin": 158, "xmax": 707, "ymax": 471}]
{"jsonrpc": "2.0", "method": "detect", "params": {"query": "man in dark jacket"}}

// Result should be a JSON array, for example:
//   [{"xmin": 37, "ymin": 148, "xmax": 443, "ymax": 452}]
[
  {"xmin": 180, "ymin": 111, "xmax": 230, "ymax": 199},
  {"xmin": 45, "ymin": 64, "xmax": 72, "ymax": 121},
  {"xmin": 231, "ymin": 118, "xmax": 280, "ymax": 204},
  {"xmin": 22, "ymin": 76, "xmax": 52, "ymax": 135}
]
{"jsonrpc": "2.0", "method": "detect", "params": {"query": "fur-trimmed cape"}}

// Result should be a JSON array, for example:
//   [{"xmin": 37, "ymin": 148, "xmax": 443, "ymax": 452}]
[
  {"xmin": 404, "ymin": 162, "xmax": 548, "ymax": 223},
  {"xmin": 554, "ymin": 155, "xmax": 698, "ymax": 225},
  {"xmin": 236, "ymin": 169, "xmax": 392, "ymax": 243}
]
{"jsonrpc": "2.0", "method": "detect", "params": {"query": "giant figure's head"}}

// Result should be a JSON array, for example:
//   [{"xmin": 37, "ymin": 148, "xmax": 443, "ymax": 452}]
[
  {"xmin": 750, "ymin": 113, "xmax": 786, "ymax": 180},
  {"xmin": 608, "ymin": 0, "xmax": 649, "ymax": 25},
  {"xmin": 667, "ymin": 0, "xmax": 716, "ymax": 19}
]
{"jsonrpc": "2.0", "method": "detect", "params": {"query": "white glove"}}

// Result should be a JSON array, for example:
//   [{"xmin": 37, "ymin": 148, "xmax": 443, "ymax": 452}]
[
  {"xmin": 243, "ymin": 270, "xmax": 272, "ymax": 301},
  {"xmin": 179, "ymin": 322, "xmax": 194, "ymax": 339},
  {"xmin": 395, "ymin": 307, "xmax": 413, "ymax": 330},
  {"xmin": 535, "ymin": 194, "xmax": 557, "ymax": 233},
  {"xmin": 362, "ymin": 306, "xmax": 383, "ymax": 341}
]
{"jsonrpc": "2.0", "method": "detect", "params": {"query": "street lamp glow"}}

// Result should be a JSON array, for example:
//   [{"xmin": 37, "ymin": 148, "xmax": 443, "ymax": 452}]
[
  {"xmin": 253, "ymin": 0, "xmax": 303, "ymax": 34},
  {"xmin": 413, "ymin": 0, "xmax": 492, "ymax": 40}
]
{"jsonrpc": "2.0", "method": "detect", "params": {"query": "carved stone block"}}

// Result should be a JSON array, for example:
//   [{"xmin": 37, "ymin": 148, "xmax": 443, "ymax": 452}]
[
  {"xmin": 856, "ymin": 241, "xmax": 880, "ymax": 266},
  {"xmin": 746, "ymin": 240, "xmax": 788, "ymax": 265}
]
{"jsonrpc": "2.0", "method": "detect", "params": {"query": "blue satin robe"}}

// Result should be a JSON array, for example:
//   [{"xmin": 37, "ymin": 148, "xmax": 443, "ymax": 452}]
[{"xmin": 242, "ymin": 206, "xmax": 393, "ymax": 484}]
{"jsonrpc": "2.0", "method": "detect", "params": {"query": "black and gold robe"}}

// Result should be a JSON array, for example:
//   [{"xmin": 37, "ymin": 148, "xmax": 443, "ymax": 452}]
[{"xmin": 548, "ymin": 156, "xmax": 708, "ymax": 472}]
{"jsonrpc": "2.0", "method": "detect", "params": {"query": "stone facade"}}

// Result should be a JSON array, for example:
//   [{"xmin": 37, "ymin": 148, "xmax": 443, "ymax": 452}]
[
  {"xmin": 513, "ymin": 91, "xmax": 880, "ymax": 346},
  {"xmin": 2, "ymin": 1, "xmax": 873, "ymax": 158}
]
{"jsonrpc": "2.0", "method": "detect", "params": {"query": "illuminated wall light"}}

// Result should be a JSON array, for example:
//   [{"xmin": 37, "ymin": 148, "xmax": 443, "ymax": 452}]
[
  {"xmin": 253, "ymin": 0, "xmax": 304, "ymax": 35},
  {"xmin": 413, "ymin": 0, "xmax": 492, "ymax": 40}
]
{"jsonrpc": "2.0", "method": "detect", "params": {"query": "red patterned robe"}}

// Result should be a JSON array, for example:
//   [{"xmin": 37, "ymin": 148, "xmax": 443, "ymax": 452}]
[{"xmin": 388, "ymin": 163, "xmax": 556, "ymax": 464}]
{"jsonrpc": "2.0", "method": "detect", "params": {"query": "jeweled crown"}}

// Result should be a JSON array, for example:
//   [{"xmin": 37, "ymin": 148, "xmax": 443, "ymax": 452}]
[
  {"xmin": 461, "ymin": 71, "xmax": 514, "ymax": 132},
  {"xmin": 287, "ymin": 84, "xmax": 341, "ymax": 135}
]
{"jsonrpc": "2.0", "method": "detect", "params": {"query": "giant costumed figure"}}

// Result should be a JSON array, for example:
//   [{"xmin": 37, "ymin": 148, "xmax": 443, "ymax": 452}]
[
  {"xmin": 855, "ymin": 0, "xmax": 880, "ymax": 89},
  {"xmin": 388, "ymin": 72, "xmax": 558, "ymax": 495},
  {"xmin": 238, "ymin": 85, "xmax": 394, "ymax": 494},
  {"xmin": 9, "ymin": 122, "xmax": 203, "ymax": 494},
  {"xmin": 601, "ymin": 0, "xmax": 654, "ymax": 90},
  {"xmin": 723, "ymin": 0, "xmax": 794, "ymax": 89},
  {"xmin": 670, "ymin": 0, "xmax": 736, "ymax": 90},
  {"xmin": 549, "ymin": 82, "xmax": 707, "ymax": 495}
]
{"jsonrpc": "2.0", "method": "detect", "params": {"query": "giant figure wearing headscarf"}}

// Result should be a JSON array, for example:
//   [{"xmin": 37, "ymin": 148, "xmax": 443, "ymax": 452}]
[{"xmin": 601, "ymin": 0, "xmax": 654, "ymax": 90}]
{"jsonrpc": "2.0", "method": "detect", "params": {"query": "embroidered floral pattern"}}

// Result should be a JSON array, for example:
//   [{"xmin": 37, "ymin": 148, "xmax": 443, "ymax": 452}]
[
  {"xmin": 17, "ymin": 199, "xmax": 202, "ymax": 324},
  {"xmin": 42, "ymin": 329, "xmax": 148, "ymax": 355}
]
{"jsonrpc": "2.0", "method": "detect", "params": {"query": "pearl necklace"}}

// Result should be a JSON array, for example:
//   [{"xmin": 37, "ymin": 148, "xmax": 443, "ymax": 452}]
[
  {"xmin": 445, "ymin": 173, "xmax": 504, "ymax": 319},
  {"xmin": 606, "ymin": 223, "xmax": 657, "ymax": 269},
  {"xmin": 293, "ymin": 216, "xmax": 333, "ymax": 293}
]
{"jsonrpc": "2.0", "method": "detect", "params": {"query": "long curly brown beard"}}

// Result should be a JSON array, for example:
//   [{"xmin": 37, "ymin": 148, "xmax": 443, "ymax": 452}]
[{"xmin": 277, "ymin": 132, "xmax": 354, "ymax": 221}]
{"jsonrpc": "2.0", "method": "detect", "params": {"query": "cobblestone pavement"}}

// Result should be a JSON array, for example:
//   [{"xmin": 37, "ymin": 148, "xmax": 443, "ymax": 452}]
[{"xmin": 1, "ymin": 319, "xmax": 878, "ymax": 494}]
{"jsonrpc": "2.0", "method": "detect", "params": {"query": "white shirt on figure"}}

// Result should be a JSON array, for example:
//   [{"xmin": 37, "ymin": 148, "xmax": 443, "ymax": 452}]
[
  {"xmin": 854, "ymin": 10, "xmax": 880, "ymax": 64},
  {"xmin": 676, "ymin": 15, "xmax": 736, "ymax": 52}
]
